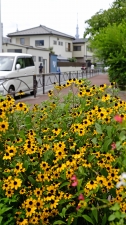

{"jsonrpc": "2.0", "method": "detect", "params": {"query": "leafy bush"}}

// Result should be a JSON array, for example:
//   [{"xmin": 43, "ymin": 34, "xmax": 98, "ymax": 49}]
[
  {"xmin": 0, "ymin": 80, "xmax": 126, "ymax": 225},
  {"xmin": 68, "ymin": 57, "xmax": 77, "ymax": 62}
]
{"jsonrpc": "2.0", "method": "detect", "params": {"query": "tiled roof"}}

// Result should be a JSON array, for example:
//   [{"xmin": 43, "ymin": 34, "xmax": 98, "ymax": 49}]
[
  {"xmin": 73, "ymin": 38, "xmax": 88, "ymax": 43},
  {"xmin": 8, "ymin": 25, "xmax": 75, "ymax": 39},
  {"xmin": 2, "ymin": 42, "xmax": 49, "ymax": 51}
]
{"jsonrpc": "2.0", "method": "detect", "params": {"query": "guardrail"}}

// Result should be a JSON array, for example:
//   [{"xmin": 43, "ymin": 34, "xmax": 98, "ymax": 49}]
[{"xmin": 0, "ymin": 69, "xmax": 101, "ymax": 98}]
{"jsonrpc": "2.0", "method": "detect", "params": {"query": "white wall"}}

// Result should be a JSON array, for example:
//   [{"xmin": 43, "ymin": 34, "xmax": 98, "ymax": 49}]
[
  {"xmin": 60, "ymin": 66, "xmax": 82, "ymax": 72},
  {"xmin": 72, "ymin": 44, "xmax": 85, "ymax": 58},
  {"xmin": 50, "ymin": 36, "xmax": 73, "ymax": 58},
  {"xmin": 30, "ymin": 35, "xmax": 49, "ymax": 49},
  {"xmin": 10, "ymin": 34, "xmax": 74, "ymax": 61}
]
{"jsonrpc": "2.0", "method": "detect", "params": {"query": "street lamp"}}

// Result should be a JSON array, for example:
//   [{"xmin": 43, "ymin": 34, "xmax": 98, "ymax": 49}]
[{"xmin": 0, "ymin": 0, "xmax": 2, "ymax": 52}]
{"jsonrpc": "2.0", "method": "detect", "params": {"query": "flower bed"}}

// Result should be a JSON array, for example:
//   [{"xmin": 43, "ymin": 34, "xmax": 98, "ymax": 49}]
[{"xmin": 0, "ymin": 79, "xmax": 126, "ymax": 225}]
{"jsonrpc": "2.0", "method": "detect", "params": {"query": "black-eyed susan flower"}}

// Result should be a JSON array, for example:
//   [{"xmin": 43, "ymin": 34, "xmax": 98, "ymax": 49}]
[
  {"xmin": 11, "ymin": 178, "xmax": 22, "ymax": 190},
  {"xmin": 0, "ymin": 121, "xmax": 9, "ymax": 132}
]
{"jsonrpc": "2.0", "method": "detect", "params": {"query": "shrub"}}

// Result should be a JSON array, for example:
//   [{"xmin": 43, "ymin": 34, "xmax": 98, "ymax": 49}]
[
  {"xmin": 68, "ymin": 57, "xmax": 77, "ymax": 62},
  {"xmin": 0, "ymin": 80, "xmax": 126, "ymax": 225}
]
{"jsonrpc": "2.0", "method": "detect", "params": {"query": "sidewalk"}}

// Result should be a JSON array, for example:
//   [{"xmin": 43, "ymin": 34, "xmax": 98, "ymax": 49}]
[{"xmin": 16, "ymin": 74, "xmax": 111, "ymax": 105}]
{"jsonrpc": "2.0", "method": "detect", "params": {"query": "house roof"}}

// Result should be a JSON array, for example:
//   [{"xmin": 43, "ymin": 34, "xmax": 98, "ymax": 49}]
[
  {"xmin": 2, "ymin": 42, "xmax": 49, "ymax": 51},
  {"xmin": 73, "ymin": 38, "xmax": 88, "ymax": 44},
  {"xmin": 7, "ymin": 25, "xmax": 75, "ymax": 39}
]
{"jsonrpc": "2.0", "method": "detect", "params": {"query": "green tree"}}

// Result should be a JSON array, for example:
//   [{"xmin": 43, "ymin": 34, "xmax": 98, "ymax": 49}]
[
  {"xmin": 84, "ymin": 0, "xmax": 126, "ymax": 38},
  {"xmin": 90, "ymin": 22, "xmax": 126, "ymax": 86}
]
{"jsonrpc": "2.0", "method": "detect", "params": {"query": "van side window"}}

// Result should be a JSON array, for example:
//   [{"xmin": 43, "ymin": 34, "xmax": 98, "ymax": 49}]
[
  {"xmin": 16, "ymin": 58, "xmax": 25, "ymax": 69},
  {"xmin": 25, "ymin": 57, "xmax": 34, "ymax": 67}
]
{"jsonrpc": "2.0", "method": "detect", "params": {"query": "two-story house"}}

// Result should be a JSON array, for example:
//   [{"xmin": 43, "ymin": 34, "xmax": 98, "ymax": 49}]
[
  {"xmin": 7, "ymin": 25, "xmax": 75, "ymax": 56},
  {"xmin": 5, "ymin": 25, "xmax": 75, "ymax": 73},
  {"xmin": 72, "ymin": 38, "xmax": 94, "ymax": 66}
]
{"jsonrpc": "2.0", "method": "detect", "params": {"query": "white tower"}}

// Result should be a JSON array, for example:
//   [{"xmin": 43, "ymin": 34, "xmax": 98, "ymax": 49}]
[{"xmin": 75, "ymin": 13, "xmax": 79, "ymax": 39}]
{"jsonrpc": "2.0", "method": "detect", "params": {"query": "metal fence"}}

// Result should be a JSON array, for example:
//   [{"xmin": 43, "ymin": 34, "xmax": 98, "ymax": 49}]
[{"xmin": 0, "ymin": 69, "xmax": 102, "ymax": 98}]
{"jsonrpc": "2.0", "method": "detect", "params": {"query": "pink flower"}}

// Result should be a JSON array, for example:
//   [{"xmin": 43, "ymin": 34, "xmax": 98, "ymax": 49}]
[
  {"xmin": 71, "ymin": 174, "xmax": 78, "ymax": 187},
  {"xmin": 71, "ymin": 175, "xmax": 77, "ymax": 181},
  {"xmin": 111, "ymin": 142, "xmax": 116, "ymax": 150},
  {"xmin": 78, "ymin": 193, "xmax": 84, "ymax": 200},
  {"xmin": 114, "ymin": 115, "xmax": 123, "ymax": 123},
  {"xmin": 76, "ymin": 205, "xmax": 80, "ymax": 211},
  {"xmin": 71, "ymin": 180, "xmax": 78, "ymax": 187}
]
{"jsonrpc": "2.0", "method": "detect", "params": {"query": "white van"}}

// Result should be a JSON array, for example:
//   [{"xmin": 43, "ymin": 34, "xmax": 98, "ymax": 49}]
[{"xmin": 0, "ymin": 53, "xmax": 36, "ymax": 96}]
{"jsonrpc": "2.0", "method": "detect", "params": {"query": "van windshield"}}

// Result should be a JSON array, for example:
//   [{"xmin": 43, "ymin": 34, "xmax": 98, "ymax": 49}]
[{"xmin": 0, "ymin": 56, "xmax": 15, "ymax": 71}]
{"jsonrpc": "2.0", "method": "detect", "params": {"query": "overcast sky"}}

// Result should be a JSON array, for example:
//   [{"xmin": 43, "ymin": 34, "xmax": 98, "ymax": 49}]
[{"xmin": 1, "ymin": 0, "xmax": 114, "ymax": 37}]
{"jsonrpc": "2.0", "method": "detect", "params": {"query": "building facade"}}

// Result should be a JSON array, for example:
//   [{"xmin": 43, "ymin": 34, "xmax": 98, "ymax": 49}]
[
  {"xmin": 72, "ymin": 38, "xmax": 94, "ymax": 65},
  {"xmin": 7, "ymin": 25, "xmax": 75, "ymax": 60}
]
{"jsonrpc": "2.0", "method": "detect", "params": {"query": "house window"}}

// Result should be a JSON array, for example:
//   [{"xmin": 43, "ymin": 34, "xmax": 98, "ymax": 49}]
[
  {"xmin": 32, "ymin": 56, "xmax": 36, "ymax": 62},
  {"xmin": 20, "ymin": 38, "xmax": 25, "ymax": 45},
  {"xmin": 7, "ymin": 49, "xmax": 22, "ymax": 53},
  {"xmin": 58, "ymin": 41, "xmax": 63, "ymax": 46},
  {"xmin": 38, "ymin": 56, "xmax": 43, "ymax": 62},
  {"xmin": 53, "ymin": 40, "xmax": 57, "ymax": 45},
  {"xmin": 73, "ymin": 46, "xmax": 81, "ymax": 51},
  {"xmin": 35, "ymin": 40, "xmax": 44, "ymax": 46},
  {"xmin": 65, "ymin": 42, "xmax": 71, "ymax": 52}
]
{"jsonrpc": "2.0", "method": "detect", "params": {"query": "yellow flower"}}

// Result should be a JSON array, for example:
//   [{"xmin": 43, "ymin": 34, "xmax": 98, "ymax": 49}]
[
  {"xmin": 0, "ymin": 121, "xmax": 9, "ymax": 132},
  {"xmin": 52, "ymin": 128, "xmax": 61, "ymax": 135},
  {"xmin": 5, "ymin": 189, "xmax": 14, "ymax": 198},
  {"xmin": 25, "ymin": 206, "xmax": 36, "ymax": 217},
  {"xmin": 11, "ymin": 178, "xmax": 22, "ymax": 190},
  {"xmin": 85, "ymin": 180, "xmax": 98, "ymax": 190},
  {"xmin": 34, "ymin": 188, "xmax": 43, "ymax": 197}
]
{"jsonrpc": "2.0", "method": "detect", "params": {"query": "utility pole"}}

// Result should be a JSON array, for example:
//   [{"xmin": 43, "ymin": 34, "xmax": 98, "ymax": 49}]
[{"xmin": 0, "ymin": 0, "xmax": 2, "ymax": 52}]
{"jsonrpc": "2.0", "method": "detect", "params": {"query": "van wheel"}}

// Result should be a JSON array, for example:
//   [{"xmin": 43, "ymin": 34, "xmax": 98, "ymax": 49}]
[
  {"xmin": 8, "ymin": 86, "xmax": 15, "ymax": 98},
  {"xmin": 31, "ymin": 81, "xmax": 38, "ymax": 95}
]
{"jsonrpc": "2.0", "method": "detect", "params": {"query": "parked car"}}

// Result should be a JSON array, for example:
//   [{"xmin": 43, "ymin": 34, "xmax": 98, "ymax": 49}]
[{"xmin": 0, "ymin": 53, "xmax": 37, "ymax": 96}]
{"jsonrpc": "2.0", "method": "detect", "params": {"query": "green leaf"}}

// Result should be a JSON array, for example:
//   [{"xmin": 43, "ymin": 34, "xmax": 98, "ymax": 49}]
[
  {"xmin": 3, "ymin": 217, "xmax": 14, "ymax": 225},
  {"xmin": 0, "ymin": 207, "xmax": 12, "ymax": 215},
  {"xmin": 37, "ymin": 138, "xmax": 42, "ymax": 144},
  {"xmin": 53, "ymin": 220, "xmax": 66, "ymax": 224},
  {"xmin": 101, "ymin": 214, "xmax": 107, "ymax": 225},
  {"xmin": 110, "ymin": 203, "xmax": 120, "ymax": 211},
  {"xmin": 109, "ymin": 188, "xmax": 116, "ymax": 198},
  {"xmin": 24, "ymin": 160, "xmax": 28, "ymax": 170},
  {"xmin": 44, "ymin": 150, "xmax": 53, "ymax": 161},
  {"xmin": 67, "ymin": 216, "xmax": 73, "ymax": 225},
  {"xmin": 61, "ymin": 207, "xmax": 66, "ymax": 218},
  {"xmin": 83, "ymin": 215, "xmax": 94, "ymax": 225},
  {"xmin": 88, "ymin": 155, "xmax": 96, "ymax": 162},
  {"xmin": 78, "ymin": 166, "xmax": 85, "ymax": 174},
  {"xmin": 108, "ymin": 213, "xmax": 116, "ymax": 221},
  {"xmin": 0, "ymin": 216, "xmax": 3, "ymax": 224},
  {"xmin": 28, "ymin": 176, "xmax": 36, "ymax": 185},
  {"xmin": 103, "ymin": 138, "xmax": 112, "ymax": 152},
  {"xmin": 119, "ymin": 131, "xmax": 126, "ymax": 141},
  {"xmin": 95, "ymin": 123, "xmax": 103, "ymax": 134},
  {"xmin": 59, "ymin": 182, "xmax": 70, "ymax": 189},
  {"xmin": 25, "ymin": 116, "xmax": 32, "ymax": 129},
  {"xmin": 106, "ymin": 126, "xmax": 113, "ymax": 137},
  {"xmin": 91, "ymin": 137, "xmax": 97, "ymax": 145},
  {"xmin": 114, "ymin": 211, "xmax": 121, "ymax": 219},
  {"xmin": 92, "ymin": 208, "xmax": 98, "ymax": 223}
]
